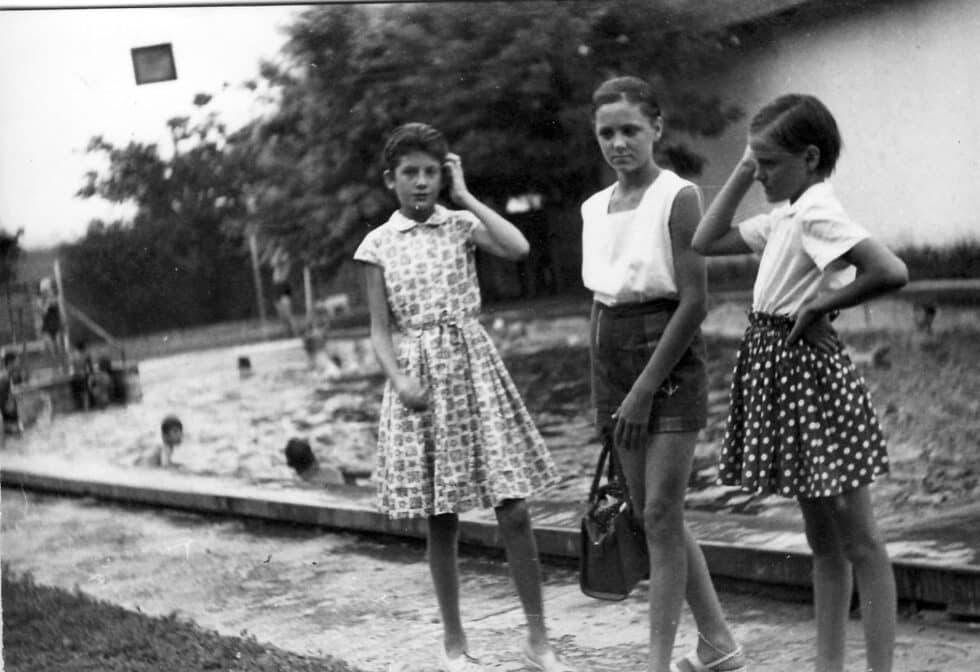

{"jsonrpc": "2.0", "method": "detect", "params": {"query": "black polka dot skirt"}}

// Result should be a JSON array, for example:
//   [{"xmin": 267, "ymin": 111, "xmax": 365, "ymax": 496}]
[{"xmin": 718, "ymin": 312, "xmax": 889, "ymax": 500}]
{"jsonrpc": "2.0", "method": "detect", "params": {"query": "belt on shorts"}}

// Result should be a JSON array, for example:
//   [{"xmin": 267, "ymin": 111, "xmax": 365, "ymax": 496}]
[{"xmin": 594, "ymin": 297, "xmax": 678, "ymax": 318}]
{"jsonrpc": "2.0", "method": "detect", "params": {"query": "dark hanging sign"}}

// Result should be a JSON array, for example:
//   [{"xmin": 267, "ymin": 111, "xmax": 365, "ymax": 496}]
[{"xmin": 131, "ymin": 43, "xmax": 177, "ymax": 85}]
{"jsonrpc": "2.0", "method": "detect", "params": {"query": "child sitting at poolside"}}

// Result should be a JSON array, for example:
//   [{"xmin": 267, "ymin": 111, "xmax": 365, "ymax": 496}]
[{"xmin": 1, "ymin": 352, "xmax": 22, "ymax": 441}]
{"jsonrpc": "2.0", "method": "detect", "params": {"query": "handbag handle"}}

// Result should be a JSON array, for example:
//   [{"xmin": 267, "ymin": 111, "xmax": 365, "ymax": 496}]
[
  {"xmin": 587, "ymin": 428, "xmax": 635, "ymax": 507},
  {"xmin": 587, "ymin": 442, "xmax": 610, "ymax": 504}
]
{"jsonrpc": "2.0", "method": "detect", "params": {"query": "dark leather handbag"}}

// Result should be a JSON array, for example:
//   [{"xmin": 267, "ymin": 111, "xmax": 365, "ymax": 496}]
[{"xmin": 579, "ymin": 437, "xmax": 649, "ymax": 600}]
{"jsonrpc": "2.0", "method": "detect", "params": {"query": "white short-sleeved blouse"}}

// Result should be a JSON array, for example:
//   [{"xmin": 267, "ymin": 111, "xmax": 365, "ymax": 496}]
[{"xmin": 738, "ymin": 181, "xmax": 869, "ymax": 316}]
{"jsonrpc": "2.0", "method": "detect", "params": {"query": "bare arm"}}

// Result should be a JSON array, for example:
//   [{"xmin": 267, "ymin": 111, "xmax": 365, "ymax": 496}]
[
  {"xmin": 786, "ymin": 238, "xmax": 908, "ymax": 344},
  {"xmin": 444, "ymin": 153, "xmax": 529, "ymax": 261},
  {"xmin": 615, "ymin": 186, "xmax": 708, "ymax": 450},
  {"xmin": 692, "ymin": 147, "xmax": 756, "ymax": 256},
  {"xmin": 363, "ymin": 263, "xmax": 428, "ymax": 411}
]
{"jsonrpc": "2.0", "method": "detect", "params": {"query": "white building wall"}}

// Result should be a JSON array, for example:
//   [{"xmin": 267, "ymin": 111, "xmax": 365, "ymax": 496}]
[{"xmin": 686, "ymin": 0, "xmax": 980, "ymax": 247}]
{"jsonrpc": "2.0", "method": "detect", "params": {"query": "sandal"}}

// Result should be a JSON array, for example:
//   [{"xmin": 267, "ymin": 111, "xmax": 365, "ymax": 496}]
[
  {"xmin": 670, "ymin": 633, "xmax": 746, "ymax": 672},
  {"xmin": 522, "ymin": 643, "xmax": 575, "ymax": 672},
  {"xmin": 439, "ymin": 650, "xmax": 485, "ymax": 672}
]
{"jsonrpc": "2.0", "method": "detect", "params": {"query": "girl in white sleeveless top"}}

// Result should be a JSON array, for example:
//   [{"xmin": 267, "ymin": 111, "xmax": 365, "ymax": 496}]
[{"xmin": 583, "ymin": 76, "xmax": 745, "ymax": 672}]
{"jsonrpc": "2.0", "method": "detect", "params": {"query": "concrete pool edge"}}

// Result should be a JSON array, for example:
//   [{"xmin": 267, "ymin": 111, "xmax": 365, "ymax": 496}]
[{"xmin": 2, "ymin": 454, "xmax": 978, "ymax": 618}]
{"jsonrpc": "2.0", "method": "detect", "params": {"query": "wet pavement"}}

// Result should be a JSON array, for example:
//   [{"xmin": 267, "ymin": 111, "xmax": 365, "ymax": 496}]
[{"xmin": 3, "ymin": 491, "xmax": 979, "ymax": 672}]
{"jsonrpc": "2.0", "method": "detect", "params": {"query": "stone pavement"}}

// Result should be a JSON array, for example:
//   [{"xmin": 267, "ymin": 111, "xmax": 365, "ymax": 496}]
[
  {"xmin": 3, "ymin": 453, "xmax": 980, "ymax": 672},
  {"xmin": 3, "ymin": 485, "xmax": 980, "ymax": 672}
]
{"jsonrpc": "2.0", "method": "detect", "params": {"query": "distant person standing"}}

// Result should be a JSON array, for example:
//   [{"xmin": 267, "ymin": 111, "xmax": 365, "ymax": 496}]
[
  {"xmin": 269, "ymin": 246, "xmax": 296, "ymax": 337},
  {"xmin": 35, "ymin": 277, "xmax": 65, "ymax": 367},
  {"xmin": 70, "ymin": 340, "xmax": 95, "ymax": 410}
]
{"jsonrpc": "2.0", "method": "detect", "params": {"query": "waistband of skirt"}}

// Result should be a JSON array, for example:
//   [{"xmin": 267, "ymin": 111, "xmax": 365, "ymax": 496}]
[
  {"xmin": 748, "ymin": 311, "xmax": 794, "ymax": 329},
  {"xmin": 594, "ymin": 297, "xmax": 679, "ymax": 319},
  {"xmin": 399, "ymin": 314, "xmax": 479, "ymax": 335}
]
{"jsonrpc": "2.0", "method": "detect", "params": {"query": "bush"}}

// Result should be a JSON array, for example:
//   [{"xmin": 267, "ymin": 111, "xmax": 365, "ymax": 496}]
[{"xmin": 896, "ymin": 241, "xmax": 980, "ymax": 280}]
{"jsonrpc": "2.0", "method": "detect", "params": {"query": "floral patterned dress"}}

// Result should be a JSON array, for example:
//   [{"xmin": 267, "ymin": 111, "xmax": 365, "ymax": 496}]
[{"xmin": 353, "ymin": 205, "xmax": 559, "ymax": 519}]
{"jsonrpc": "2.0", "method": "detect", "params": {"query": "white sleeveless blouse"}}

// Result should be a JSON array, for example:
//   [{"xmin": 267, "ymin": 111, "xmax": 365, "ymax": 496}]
[{"xmin": 581, "ymin": 169, "xmax": 698, "ymax": 306}]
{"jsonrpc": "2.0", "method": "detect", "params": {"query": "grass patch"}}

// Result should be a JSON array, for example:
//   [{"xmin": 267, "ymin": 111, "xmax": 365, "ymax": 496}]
[{"xmin": 2, "ymin": 569, "xmax": 361, "ymax": 672}]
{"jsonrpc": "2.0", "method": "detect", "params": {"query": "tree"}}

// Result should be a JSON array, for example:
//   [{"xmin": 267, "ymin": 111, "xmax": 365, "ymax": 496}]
[
  {"xmin": 66, "ymin": 98, "xmax": 258, "ymax": 336},
  {"xmin": 65, "ymin": 1, "xmax": 746, "ymax": 332},
  {"xmin": 246, "ymin": 1, "xmax": 742, "ymax": 277}
]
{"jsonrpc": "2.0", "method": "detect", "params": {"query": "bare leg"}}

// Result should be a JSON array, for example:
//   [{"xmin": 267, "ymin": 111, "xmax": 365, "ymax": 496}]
[
  {"xmin": 428, "ymin": 513, "xmax": 467, "ymax": 656},
  {"xmin": 682, "ymin": 525, "xmax": 744, "ymax": 667},
  {"xmin": 800, "ymin": 497, "xmax": 853, "ymax": 672},
  {"xmin": 618, "ymin": 431, "xmax": 712, "ymax": 672},
  {"xmin": 829, "ymin": 487, "xmax": 896, "ymax": 672},
  {"xmin": 494, "ymin": 498, "xmax": 550, "ymax": 654}
]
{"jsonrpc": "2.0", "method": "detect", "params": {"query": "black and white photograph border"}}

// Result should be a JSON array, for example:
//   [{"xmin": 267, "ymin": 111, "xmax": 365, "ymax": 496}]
[{"xmin": 1, "ymin": 2, "xmax": 979, "ymax": 671}]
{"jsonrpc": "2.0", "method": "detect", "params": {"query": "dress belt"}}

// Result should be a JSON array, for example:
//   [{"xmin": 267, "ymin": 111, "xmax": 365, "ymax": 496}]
[{"xmin": 401, "ymin": 315, "xmax": 479, "ymax": 337}]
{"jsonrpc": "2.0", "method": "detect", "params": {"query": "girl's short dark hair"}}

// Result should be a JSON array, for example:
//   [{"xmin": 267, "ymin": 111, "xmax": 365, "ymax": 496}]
[
  {"xmin": 381, "ymin": 122, "xmax": 449, "ymax": 170},
  {"xmin": 750, "ymin": 94, "xmax": 842, "ymax": 175},
  {"xmin": 591, "ymin": 76, "xmax": 662, "ymax": 124}
]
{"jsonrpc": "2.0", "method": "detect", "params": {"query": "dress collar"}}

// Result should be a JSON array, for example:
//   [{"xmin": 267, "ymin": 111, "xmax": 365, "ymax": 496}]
[
  {"xmin": 775, "ymin": 180, "xmax": 834, "ymax": 217},
  {"xmin": 390, "ymin": 204, "xmax": 450, "ymax": 232}
]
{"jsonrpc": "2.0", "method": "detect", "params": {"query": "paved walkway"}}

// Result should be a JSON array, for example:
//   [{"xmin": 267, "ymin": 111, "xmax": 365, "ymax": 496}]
[
  {"xmin": 3, "ymin": 487, "xmax": 979, "ymax": 672},
  {"xmin": 3, "ymin": 453, "xmax": 980, "ymax": 671}
]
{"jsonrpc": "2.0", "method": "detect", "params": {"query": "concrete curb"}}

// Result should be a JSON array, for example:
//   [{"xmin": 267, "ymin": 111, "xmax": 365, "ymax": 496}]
[{"xmin": 2, "ymin": 457, "xmax": 978, "ymax": 618}]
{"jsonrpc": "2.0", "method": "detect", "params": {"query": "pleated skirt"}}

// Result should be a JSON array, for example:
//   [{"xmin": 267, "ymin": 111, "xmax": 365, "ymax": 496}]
[
  {"xmin": 718, "ymin": 312, "xmax": 889, "ymax": 499},
  {"xmin": 374, "ymin": 319, "xmax": 559, "ymax": 519}
]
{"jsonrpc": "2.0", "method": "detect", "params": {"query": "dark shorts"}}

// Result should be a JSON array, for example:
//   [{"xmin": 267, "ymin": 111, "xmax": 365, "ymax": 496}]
[
  {"xmin": 590, "ymin": 299, "xmax": 708, "ymax": 433},
  {"xmin": 42, "ymin": 305, "xmax": 61, "ymax": 337},
  {"xmin": 274, "ymin": 281, "xmax": 292, "ymax": 300}
]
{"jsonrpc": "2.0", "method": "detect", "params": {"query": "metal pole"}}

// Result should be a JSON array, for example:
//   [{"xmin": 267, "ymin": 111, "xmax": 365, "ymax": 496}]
[
  {"xmin": 248, "ymin": 232, "xmax": 267, "ymax": 328},
  {"xmin": 303, "ymin": 265, "xmax": 314, "ymax": 329},
  {"xmin": 53, "ymin": 258, "xmax": 71, "ymax": 372},
  {"xmin": 4, "ymin": 282, "xmax": 14, "ymax": 347}
]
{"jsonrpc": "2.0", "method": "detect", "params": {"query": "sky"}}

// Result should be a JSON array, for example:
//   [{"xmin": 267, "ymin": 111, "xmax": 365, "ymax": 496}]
[{"xmin": 0, "ymin": 4, "xmax": 306, "ymax": 250}]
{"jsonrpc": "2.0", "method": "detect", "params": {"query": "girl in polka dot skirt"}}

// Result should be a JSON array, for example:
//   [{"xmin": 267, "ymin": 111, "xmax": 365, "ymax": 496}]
[
  {"xmin": 693, "ymin": 94, "xmax": 908, "ymax": 672},
  {"xmin": 354, "ymin": 123, "xmax": 570, "ymax": 672}
]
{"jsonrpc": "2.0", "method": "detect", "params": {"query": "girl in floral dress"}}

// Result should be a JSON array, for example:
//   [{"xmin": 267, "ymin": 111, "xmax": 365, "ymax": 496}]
[{"xmin": 354, "ymin": 123, "xmax": 570, "ymax": 672}]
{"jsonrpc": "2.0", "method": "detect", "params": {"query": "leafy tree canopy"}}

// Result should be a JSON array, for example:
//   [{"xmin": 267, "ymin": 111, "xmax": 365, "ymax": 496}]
[
  {"xmin": 66, "ymin": 1, "xmax": 743, "ymax": 334},
  {"xmin": 67, "ymin": 100, "xmax": 257, "ymax": 336},
  {"xmin": 245, "ymin": 0, "xmax": 742, "ymax": 270}
]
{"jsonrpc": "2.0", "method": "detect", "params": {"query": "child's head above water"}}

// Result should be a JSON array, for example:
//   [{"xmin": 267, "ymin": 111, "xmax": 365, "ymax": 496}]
[
  {"xmin": 284, "ymin": 437, "xmax": 316, "ymax": 473},
  {"xmin": 749, "ymin": 94, "xmax": 842, "ymax": 178},
  {"xmin": 160, "ymin": 414, "xmax": 183, "ymax": 448}
]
